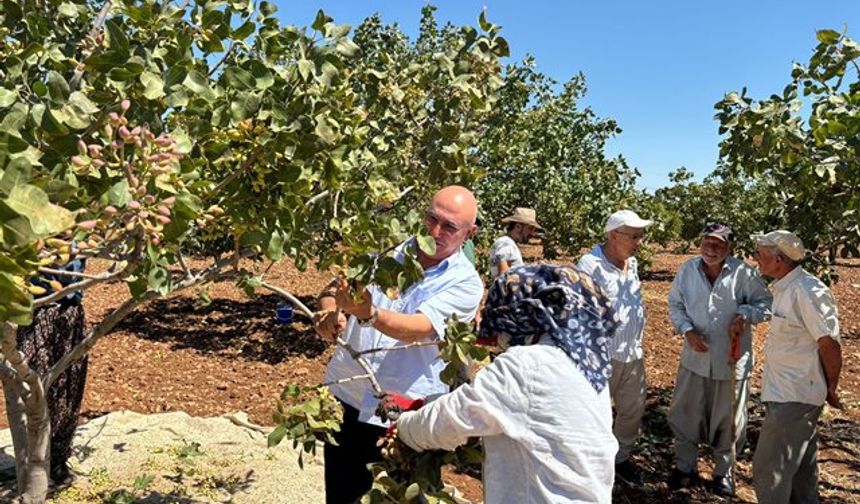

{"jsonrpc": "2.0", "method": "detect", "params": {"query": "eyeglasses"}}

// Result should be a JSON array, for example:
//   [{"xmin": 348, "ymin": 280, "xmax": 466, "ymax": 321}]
[
  {"xmin": 614, "ymin": 229, "xmax": 646, "ymax": 241},
  {"xmin": 424, "ymin": 211, "xmax": 464, "ymax": 236}
]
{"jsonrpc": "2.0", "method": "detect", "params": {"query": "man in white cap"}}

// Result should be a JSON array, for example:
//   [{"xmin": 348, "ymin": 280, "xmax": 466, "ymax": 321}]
[
  {"xmin": 488, "ymin": 207, "xmax": 542, "ymax": 277},
  {"xmin": 751, "ymin": 230, "xmax": 842, "ymax": 504},
  {"xmin": 576, "ymin": 209, "xmax": 652, "ymax": 486},
  {"xmin": 666, "ymin": 222, "xmax": 772, "ymax": 497}
]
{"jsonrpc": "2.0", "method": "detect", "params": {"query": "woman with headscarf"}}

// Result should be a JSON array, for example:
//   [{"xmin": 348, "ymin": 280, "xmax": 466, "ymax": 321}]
[{"xmin": 395, "ymin": 265, "xmax": 619, "ymax": 503}]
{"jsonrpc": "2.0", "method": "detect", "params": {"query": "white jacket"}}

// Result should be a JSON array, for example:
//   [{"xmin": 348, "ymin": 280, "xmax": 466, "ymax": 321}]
[{"xmin": 397, "ymin": 337, "xmax": 617, "ymax": 503}]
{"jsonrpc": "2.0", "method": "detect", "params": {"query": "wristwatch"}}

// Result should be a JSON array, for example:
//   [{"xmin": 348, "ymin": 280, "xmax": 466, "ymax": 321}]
[{"xmin": 358, "ymin": 305, "xmax": 380, "ymax": 327}]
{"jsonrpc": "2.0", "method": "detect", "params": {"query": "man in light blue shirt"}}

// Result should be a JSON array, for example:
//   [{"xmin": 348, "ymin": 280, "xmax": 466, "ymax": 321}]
[
  {"xmin": 576, "ymin": 209, "xmax": 652, "ymax": 486},
  {"xmin": 314, "ymin": 185, "xmax": 483, "ymax": 504},
  {"xmin": 667, "ymin": 222, "xmax": 771, "ymax": 497}
]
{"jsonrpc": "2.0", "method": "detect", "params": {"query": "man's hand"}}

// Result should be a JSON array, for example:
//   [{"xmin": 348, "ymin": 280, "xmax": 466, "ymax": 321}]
[
  {"xmin": 826, "ymin": 387, "xmax": 843, "ymax": 410},
  {"xmin": 685, "ymin": 330, "xmax": 709, "ymax": 352},
  {"xmin": 333, "ymin": 279, "xmax": 373, "ymax": 319},
  {"xmin": 313, "ymin": 309, "xmax": 347, "ymax": 340}
]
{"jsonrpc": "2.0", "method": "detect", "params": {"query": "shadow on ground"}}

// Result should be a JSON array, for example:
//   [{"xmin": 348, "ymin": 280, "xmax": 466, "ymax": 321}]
[{"xmin": 115, "ymin": 294, "xmax": 326, "ymax": 364}]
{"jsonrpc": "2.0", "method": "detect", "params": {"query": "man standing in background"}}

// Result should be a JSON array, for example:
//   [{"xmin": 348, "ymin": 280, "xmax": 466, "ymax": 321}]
[
  {"xmin": 666, "ymin": 222, "xmax": 772, "ymax": 497},
  {"xmin": 488, "ymin": 207, "xmax": 541, "ymax": 277},
  {"xmin": 752, "ymin": 230, "xmax": 842, "ymax": 504},
  {"xmin": 576, "ymin": 209, "xmax": 653, "ymax": 486}
]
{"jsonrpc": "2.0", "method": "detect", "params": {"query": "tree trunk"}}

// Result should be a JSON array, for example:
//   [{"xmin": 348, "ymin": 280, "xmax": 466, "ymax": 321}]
[
  {"xmin": 2, "ymin": 377, "xmax": 29, "ymax": 494},
  {"xmin": 21, "ymin": 394, "xmax": 50, "ymax": 504}
]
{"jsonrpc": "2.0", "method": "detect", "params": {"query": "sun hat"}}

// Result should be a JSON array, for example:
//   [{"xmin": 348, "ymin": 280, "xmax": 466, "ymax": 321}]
[{"xmin": 501, "ymin": 207, "xmax": 542, "ymax": 230}]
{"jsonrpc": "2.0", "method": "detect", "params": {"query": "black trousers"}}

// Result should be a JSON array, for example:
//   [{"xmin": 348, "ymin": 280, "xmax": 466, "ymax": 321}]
[{"xmin": 324, "ymin": 399, "xmax": 386, "ymax": 504}]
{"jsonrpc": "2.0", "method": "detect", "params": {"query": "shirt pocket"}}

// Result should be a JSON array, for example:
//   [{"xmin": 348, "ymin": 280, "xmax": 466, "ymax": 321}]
[{"xmin": 770, "ymin": 312, "xmax": 806, "ymax": 343}]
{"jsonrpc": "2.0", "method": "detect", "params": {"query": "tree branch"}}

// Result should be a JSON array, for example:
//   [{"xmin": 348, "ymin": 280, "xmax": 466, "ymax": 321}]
[
  {"xmin": 307, "ymin": 190, "xmax": 330, "ymax": 206},
  {"xmin": 0, "ymin": 323, "xmax": 41, "ymax": 401},
  {"xmin": 336, "ymin": 336, "xmax": 384, "ymax": 396},
  {"xmin": 259, "ymin": 282, "xmax": 314, "ymax": 319},
  {"xmin": 322, "ymin": 374, "xmax": 372, "ymax": 387},
  {"xmin": 355, "ymin": 340, "xmax": 441, "ymax": 356},
  {"xmin": 69, "ymin": 1, "xmax": 113, "ymax": 91},
  {"xmin": 0, "ymin": 359, "xmax": 22, "ymax": 385},
  {"xmin": 33, "ymin": 267, "xmax": 127, "ymax": 308},
  {"xmin": 45, "ymin": 255, "xmax": 239, "ymax": 389},
  {"xmin": 36, "ymin": 267, "xmax": 103, "ymax": 280}
]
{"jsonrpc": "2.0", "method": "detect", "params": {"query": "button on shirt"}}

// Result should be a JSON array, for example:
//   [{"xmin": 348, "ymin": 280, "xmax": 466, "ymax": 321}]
[
  {"xmin": 762, "ymin": 266, "xmax": 840, "ymax": 406},
  {"xmin": 397, "ymin": 337, "xmax": 617, "ymax": 504},
  {"xmin": 576, "ymin": 245, "xmax": 645, "ymax": 362},
  {"xmin": 323, "ymin": 240, "xmax": 483, "ymax": 426},
  {"xmin": 668, "ymin": 256, "xmax": 772, "ymax": 381},
  {"xmin": 488, "ymin": 235, "xmax": 524, "ymax": 277}
]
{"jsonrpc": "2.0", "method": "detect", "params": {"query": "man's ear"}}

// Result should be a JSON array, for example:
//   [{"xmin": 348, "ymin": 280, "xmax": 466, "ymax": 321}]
[{"xmin": 466, "ymin": 224, "xmax": 478, "ymax": 240}]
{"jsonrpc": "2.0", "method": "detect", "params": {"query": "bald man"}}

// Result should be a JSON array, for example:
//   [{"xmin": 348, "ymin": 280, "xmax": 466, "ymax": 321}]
[{"xmin": 315, "ymin": 185, "xmax": 483, "ymax": 503}]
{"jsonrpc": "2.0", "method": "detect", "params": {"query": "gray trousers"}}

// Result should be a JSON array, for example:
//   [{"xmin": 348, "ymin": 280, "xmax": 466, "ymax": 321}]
[
  {"xmin": 753, "ymin": 402, "xmax": 822, "ymax": 504},
  {"xmin": 667, "ymin": 366, "xmax": 749, "ymax": 476},
  {"xmin": 609, "ymin": 358, "xmax": 647, "ymax": 463}
]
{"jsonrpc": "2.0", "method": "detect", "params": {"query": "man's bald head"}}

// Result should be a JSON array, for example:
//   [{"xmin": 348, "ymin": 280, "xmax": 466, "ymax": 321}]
[
  {"xmin": 420, "ymin": 185, "xmax": 479, "ymax": 266},
  {"xmin": 431, "ymin": 185, "xmax": 478, "ymax": 226}
]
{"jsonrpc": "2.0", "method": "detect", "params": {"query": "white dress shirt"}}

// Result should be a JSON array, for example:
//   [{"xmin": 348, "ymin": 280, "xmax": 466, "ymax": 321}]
[
  {"xmin": 576, "ymin": 245, "xmax": 645, "ymax": 363},
  {"xmin": 762, "ymin": 266, "xmax": 840, "ymax": 406},
  {"xmin": 397, "ymin": 337, "xmax": 617, "ymax": 504},
  {"xmin": 324, "ymin": 240, "xmax": 483, "ymax": 426}
]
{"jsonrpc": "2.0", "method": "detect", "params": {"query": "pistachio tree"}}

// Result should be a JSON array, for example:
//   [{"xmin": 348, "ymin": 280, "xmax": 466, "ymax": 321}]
[
  {"xmin": 715, "ymin": 29, "xmax": 860, "ymax": 281},
  {"xmin": 475, "ymin": 59, "xmax": 640, "ymax": 258},
  {"xmin": 0, "ymin": 1, "xmax": 508, "ymax": 501}
]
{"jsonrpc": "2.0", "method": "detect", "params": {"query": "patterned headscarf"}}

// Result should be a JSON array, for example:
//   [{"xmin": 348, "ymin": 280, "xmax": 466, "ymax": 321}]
[{"xmin": 479, "ymin": 265, "xmax": 616, "ymax": 393}]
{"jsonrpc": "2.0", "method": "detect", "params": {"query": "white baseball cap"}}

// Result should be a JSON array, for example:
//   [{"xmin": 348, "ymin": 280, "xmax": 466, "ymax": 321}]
[
  {"xmin": 753, "ymin": 230, "xmax": 807, "ymax": 261},
  {"xmin": 605, "ymin": 209, "xmax": 654, "ymax": 233}
]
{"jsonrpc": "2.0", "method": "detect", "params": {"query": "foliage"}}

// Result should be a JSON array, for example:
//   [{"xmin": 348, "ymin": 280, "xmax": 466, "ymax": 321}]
[
  {"xmin": 0, "ymin": 1, "xmax": 509, "ymax": 501},
  {"xmin": 647, "ymin": 167, "xmax": 775, "ymax": 254},
  {"xmin": 268, "ymin": 384, "xmax": 343, "ymax": 469},
  {"xmin": 0, "ymin": 0, "xmax": 509, "ymax": 324},
  {"xmin": 715, "ymin": 28, "xmax": 860, "ymax": 281},
  {"xmin": 475, "ymin": 58, "xmax": 640, "ymax": 258}
]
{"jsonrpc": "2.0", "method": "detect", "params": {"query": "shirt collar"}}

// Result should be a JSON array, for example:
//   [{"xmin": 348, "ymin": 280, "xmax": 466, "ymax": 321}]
[
  {"xmin": 773, "ymin": 265, "xmax": 804, "ymax": 292},
  {"xmin": 595, "ymin": 244, "xmax": 629, "ymax": 272}
]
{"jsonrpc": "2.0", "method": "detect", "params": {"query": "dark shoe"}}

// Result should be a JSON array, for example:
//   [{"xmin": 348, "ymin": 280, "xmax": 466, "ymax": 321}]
[
  {"xmin": 668, "ymin": 467, "xmax": 699, "ymax": 489},
  {"xmin": 615, "ymin": 459, "xmax": 644, "ymax": 486},
  {"xmin": 712, "ymin": 474, "xmax": 734, "ymax": 497}
]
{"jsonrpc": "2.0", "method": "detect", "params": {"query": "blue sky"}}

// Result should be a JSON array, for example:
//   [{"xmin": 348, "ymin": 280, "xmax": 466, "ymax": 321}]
[{"xmin": 273, "ymin": 1, "xmax": 860, "ymax": 191}]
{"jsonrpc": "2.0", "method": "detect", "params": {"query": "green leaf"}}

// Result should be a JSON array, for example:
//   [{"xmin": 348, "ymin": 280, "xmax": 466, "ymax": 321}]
[
  {"xmin": 266, "ymin": 230, "xmax": 284, "ymax": 261},
  {"xmin": 297, "ymin": 59, "xmax": 313, "ymax": 81},
  {"xmin": 0, "ymin": 158, "xmax": 32, "ymax": 195},
  {"xmin": 5, "ymin": 185, "xmax": 75, "ymax": 238},
  {"xmin": 105, "ymin": 179, "xmax": 132, "ymax": 206},
  {"xmin": 140, "ymin": 71, "xmax": 165, "ymax": 100},
  {"xmin": 405, "ymin": 483, "xmax": 421, "ymax": 500},
  {"xmin": 0, "ymin": 272, "xmax": 33, "ymax": 325},
  {"xmin": 105, "ymin": 19, "xmax": 129, "ymax": 51},
  {"xmin": 0, "ymin": 87, "xmax": 18, "ymax": 108},
  {"xmin": 46, "ymin": 71, "xmax": 70, "ymax": 103},
  {"xmin": 183, "ymin": 70, "xmax": 212, "ymax": 95},
  {"xmin": 57, "ymin": 2, "xmax": 79, "ymax": 18},
  {"xmin": 232, "ymin": 20, "xmax": 255, "ymax": 40},
  {"xmin": 147, "ymin": 266, "xmax": 171, "ymax": 295},
  {"xmin": 268, "ymin": 424, "xmax": 288, "ymax": 447},
  {"xmin": 417, "ymin": 235, "xmax": 436, "ymax": 256},
  {"xmin": 816, "ymin": 29, "xmax": 841, "ymax": 45}
]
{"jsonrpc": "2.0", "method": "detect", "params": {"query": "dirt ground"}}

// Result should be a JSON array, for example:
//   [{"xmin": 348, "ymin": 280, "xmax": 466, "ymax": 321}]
[{"xmin": 1, "ymin": 246, "xmax": 859, "ymax": 503}]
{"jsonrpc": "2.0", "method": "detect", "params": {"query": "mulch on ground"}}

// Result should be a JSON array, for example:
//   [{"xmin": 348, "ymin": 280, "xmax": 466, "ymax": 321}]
[{"xmin": 1, "ymin": 248, "xmax": 859, "ymax": 503}]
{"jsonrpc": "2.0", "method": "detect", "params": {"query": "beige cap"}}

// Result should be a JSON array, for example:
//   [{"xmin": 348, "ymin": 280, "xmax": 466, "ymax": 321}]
[
  {"xmin": 753, "ymin": 230, "xmax": 807, "ymax": 261},
  {"xmin": 501, "ymin": 207, "xmax": 542, "ymax": 230}
]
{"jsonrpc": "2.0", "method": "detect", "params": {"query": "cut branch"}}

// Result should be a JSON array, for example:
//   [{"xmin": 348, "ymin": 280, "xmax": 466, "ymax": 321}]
[{"xmin": 322, "ymin": 374, "xmax": 372, "ymax": 387}]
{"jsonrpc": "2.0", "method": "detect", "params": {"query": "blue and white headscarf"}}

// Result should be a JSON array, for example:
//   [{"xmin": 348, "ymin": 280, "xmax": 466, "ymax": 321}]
[{"xmin": 479, "ymin": 265, "xmax": 616, "ymax": 393}]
